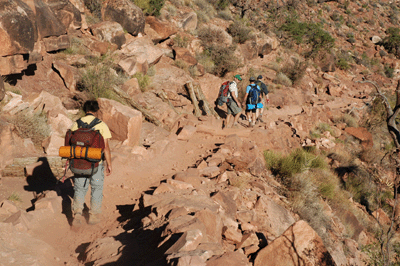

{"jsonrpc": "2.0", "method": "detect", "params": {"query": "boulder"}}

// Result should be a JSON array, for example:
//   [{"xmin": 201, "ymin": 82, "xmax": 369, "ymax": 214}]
[
  {"xmin": 121, "ymin": 77, "xmax": 141, "ymax": 98},
  {"xmin": 42, "ymin": 134, "xmax": 64, "ymax": 156},
  {"xmin": 180, "ymin": 12, "xmax": 197, "ymax": 32},
  {"xmin": 344, "ymin": 127, "xmax": 373, "ymax": 148},
  {"xmin": 173, "ymin": 47, "xmax": 197, "ymax": 65},
  {"xmin": 30, "ymin": 91, "xmax": 69, "ymax": 118},
  {"xmin": 102, "ymin": 0, "xmax": 145, "ymax": 36},
  {"xmin": 33, "ymin": 0, "xmax": 67, "ymax": 38},
  {"xmin": 97, "ymin": 98, "xmax": 143, "ymax": 146},
  {"xmin": 196, "ymin": 74, "xmax": 222, "ymax": 105},
  {"xmin": 165, "ymin": 229, "xmax": 204, "ymax": 254},
  {"xmin": 43, "ymin": 0, "xmax": 82, "ymax": 30},
  {"xmin": 253, "ymin": 196, "xmax": 296, "ymax": 238},
  {"xmin": 254, "ymin": 220, "xmax": 336, "ymax": 266},
  {"xmin": 52, "ymin": 60, "xmax": 81, "ymax": 91},
  {"xmin": 0, "ymin": 54, "xmax": 30, "ymax": 76},
  {"xmin": 90, "ymin": 21, "xmax": 126, "ymax": 49},
  {"xmin": 146, "ymin": 16, "xmax": 177, "ymax": 43},
  {"xmin": 42, "ymin": 35, "xmax": 70, "ymax": 52},
  {"xmin": 0, "ymin": 0, "xmax": 37, "ymax": 57}
]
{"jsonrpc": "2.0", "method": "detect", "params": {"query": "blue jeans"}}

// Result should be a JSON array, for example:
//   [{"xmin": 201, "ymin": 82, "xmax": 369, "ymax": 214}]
[{"xmin": 72, "ymin": 164, "xmax": 104, "ymax": 214}]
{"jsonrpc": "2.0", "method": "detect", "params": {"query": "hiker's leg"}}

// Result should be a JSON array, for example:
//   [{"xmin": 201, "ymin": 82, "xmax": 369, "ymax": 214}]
[
  {"xmin": 72, "ymin": 176, "xmax": 90, "ymax": 214},
  {"xmin": 90, "ymin": 164, "xmax": 105, "ymax": 214}
]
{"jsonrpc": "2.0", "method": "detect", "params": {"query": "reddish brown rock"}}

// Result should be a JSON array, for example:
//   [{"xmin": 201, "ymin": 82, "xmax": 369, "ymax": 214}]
[
  {"xmin": 97, "ymin": 98, "xmax": 143, "ymax": 146},
  {"xmin": 102, "ymin": 0, "xmax": 145, "ymax": 36},
  {"xmin": 146, "ymin": 16, "xmax": 177, "ymax": 43},
  {"xmin": 344, "ymin": 127, "xmax": 373, "ymax": 148},
  {"xmin": 254, "ymin": 220, "xmax": 336, "ymax": 266},
  {"xmin": 206, "ymin": 250, "xmax": 249, "ymax": 266},
  {"xmin": 90, "ymin": 21, "xmax": 126, "ymax": 49},
  {"xmin": 173, "ymin": 47, "xmax": 197, "ymax": 66}
]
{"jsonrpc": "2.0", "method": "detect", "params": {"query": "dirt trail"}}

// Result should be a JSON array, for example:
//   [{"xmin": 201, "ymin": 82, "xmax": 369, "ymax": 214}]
[{"xmin": 1, "ymin": 120, "xmax": 235, "ymax": 265}]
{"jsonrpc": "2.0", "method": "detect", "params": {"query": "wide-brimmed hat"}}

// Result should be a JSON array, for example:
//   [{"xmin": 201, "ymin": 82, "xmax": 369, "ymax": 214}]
[{"xmin": 234, "ymin": 74, "xmax": 242, "ymax": 81}]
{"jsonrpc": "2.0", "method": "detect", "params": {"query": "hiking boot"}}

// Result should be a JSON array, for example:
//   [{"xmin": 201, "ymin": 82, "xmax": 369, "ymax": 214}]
[
  {"xmin": 72, "ymin": 212, "xmax": 85, "ymax": 227},
  {"xmin": 88, "ymin": 213, "xmax": 101, "ymax": 225}
]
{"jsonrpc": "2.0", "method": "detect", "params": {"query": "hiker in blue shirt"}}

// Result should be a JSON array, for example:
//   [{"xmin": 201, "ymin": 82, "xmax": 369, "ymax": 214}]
[{"xmin": 243, "ymin": 77, "xmax": 261, "ymax": 127}]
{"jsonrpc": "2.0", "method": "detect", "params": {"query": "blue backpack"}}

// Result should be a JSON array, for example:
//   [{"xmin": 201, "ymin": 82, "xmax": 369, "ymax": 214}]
[{"xmin": 248, "ymin": 84, "xmax": 261, "ymax": 105}]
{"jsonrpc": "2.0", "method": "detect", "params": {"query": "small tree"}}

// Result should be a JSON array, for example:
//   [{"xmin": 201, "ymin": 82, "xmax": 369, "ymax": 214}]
[{"xmin": 358, "ymin": 79, "xmax": 400, "ymax": 265}]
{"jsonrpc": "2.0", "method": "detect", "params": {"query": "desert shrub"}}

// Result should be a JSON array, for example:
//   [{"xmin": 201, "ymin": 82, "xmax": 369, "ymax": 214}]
[
  {"xmin": 62, "ymin": 37, "xmax": 90, "ymax": 56},
  {"xmin": 336, "ymin": 50, "xmax": 353, "ymax": 70},
  {"xmin": 384, "ymin": 63, "xmax": 394, "ymax": 78},
  {"xmin": 264, "ymin": 148, "xmax": 326, "ymax": 184},
  {"xmin": 217, "ymin": 9, "xmax": 233, "ymax": 20},
  {"xmin": 79, "ymin": 54, "xmax": 128, "ymax": 99},
  {"xmin": 7, "ymin": 192, "xmax": 22, "ymax": 203},
  {"xmin": 173, "ymin": 34, "xmax": 189, "ymax": 48},
  {"xmin": 203, "ymin": 45, "xmax": 241, "ymax": 76},
  {"xmin": 83, "ymin": 0, "xmax": 102, "ymax": 21},
  {"xmin": 132, "ymin": 72, "xmax": 150, "ymax": 92},
  {"xmin": 174, "ymin": 60, "xmax": 189, "ymax": 71},
  {"xmin": 13, "ymin": 110, "xmax": 51, "ymax": 147},
  {"xmin": 227, "ymin": 20, "xmax": 252, "ymax": 44},
  {"xmin": 197, "ymin": 26, "xmax": 227, "ymax": 47},
  {"xmin": 132, "ymin": 0, "xmax": 165, "ymax": 16},
  {"xmin": 379, "ymin": 28, "xmax": 400, "ymax": 57},
  {"xmin": 310, "ymin": 122, "xmax": 335, "ymax": 140},
  {"xmin": 273, "ymin": 72, "xmax": 292, "ymax": 87},
  {"xmin": 196, "ymin": 53, "xmax": 215, "ymax": 73},
  {"xmin": 194, "ymin": 0, "xmax": 216, "ymax": 22},
  {"xmin": 281, "ymin": 60, "xmax": 307, "ymax": 85},
  {"xmin": 279, "ymin": 16, "xmax": 335, "ymax": 57},
  {"xmin": 333, "ymin": 114, "xmax": 358, "ymax": 128}
]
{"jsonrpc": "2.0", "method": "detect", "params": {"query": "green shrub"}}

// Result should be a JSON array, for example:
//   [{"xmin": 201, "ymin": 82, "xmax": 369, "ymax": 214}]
[
  {"xmin": 273, "ymin": 72, "xmax": 292, "ymax": 87},
  {"xmin": 264, "ymin": 148, "xmax": 326, "ymax": 182},
  {"xmin": 281, "ymin": 60, "xmax": 307, "ymax": 85},
  {"xmin": 7, "ymin": 192, "xmax": 22, "ymax": 203},
  {"xmin": 279, "ymin": 16, "xmax": 335, "ymax": 57},
  {"xmin": 133, "ymin": 72, "xmax": 150, "ymax": 92},
  {"xmin": 384, "ymin": 63, "xmax": 394, "ymax": 78},
  {"xmin": 336, "ymin": 50, "xmax": 353, "ymax": 70},
  {"xmin": 83, "ymin": 0, "xmax": 102, "ymax": 22},
  {"xmin": 197, "ymin": 26, "xmax": 227, "ymax": 47},
  {"xmin": 227, "ymin": 21, "xmax": 252, "ymax": 44},
  {"xmin": 13, "ymin": 110, "xmax": 51, "ymax": 147},
  {"xmin": 217, "ymin": 9, "xmax": 233, "ymax": 20},
  {"xmin": 203, "ymin": 45, "xmax": 242, "ymax": 76},
  {"xmin": 173, "ymin": 34, "xmax": 189, "ymax": 48},
  {"xmin": 79, "ymin": 54, "xmax": 127, "ymax": 99},
  {"xmin": 132, "ymin": 0, "xmax": 165, "ymax": 16},
  {"xmin": 381, "ymin": 27, "xmax": 400, "ymax": 56}
]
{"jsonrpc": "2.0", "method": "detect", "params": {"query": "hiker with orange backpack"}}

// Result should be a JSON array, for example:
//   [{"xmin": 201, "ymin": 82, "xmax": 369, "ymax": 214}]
[
  {"xmin": 216, "ymin": 74, "xmax": 243, "ymax": 128},
  {"xmin": 67, "ymin": 100, "xmax": 112, "ymax": 226}
]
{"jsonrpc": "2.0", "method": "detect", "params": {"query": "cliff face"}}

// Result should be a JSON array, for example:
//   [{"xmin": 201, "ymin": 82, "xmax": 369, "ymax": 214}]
[{"xmin": 0, "ymin": 0, "xmax": 399, "ymax": 265}]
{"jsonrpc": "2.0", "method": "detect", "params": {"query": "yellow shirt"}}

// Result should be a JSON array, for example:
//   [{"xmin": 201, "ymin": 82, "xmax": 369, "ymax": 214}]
[{"xmin": 71, "ymin": 115, "xmax": 112, "ymax": 139}]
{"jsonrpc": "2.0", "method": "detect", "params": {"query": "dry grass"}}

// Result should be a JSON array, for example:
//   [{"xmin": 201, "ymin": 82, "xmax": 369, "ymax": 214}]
[{"xmin": 13, "ymin": 110, "xmax": 51, "ymax": 147}]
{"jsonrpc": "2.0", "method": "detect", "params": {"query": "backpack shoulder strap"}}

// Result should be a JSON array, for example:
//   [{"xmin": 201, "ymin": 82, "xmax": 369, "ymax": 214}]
[{"xmin": 88, "ymin": 117, "xmax": 102, "ymax": 129}]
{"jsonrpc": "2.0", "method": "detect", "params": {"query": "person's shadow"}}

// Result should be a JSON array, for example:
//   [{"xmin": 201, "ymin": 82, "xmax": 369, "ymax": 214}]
[{"xmin": 24, "ymin": 157, "xmax": 74, "ymax": 224}]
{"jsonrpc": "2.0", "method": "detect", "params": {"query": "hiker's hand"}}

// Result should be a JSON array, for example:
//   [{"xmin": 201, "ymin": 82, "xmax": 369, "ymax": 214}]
[
  {"xmin": 238, "ymin": 102, "xmax": 241, "ymax": 108},
  {"xmin": 106, "ymin": 164, "xmax": 112, "ymax": 176},
  {"xmin": 266, "ymin": 99, "xmax": 270, "ymax": 104}
]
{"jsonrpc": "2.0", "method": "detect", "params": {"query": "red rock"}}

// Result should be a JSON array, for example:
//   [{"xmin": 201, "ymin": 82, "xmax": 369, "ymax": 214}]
[{"xmin": 254, "ymin": 220, "xmax": 336, "ymax": 266}]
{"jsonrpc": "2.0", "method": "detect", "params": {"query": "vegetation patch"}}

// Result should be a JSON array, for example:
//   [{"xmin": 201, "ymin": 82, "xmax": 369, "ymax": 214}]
[
  {"xmin": 13, "ymin": 110, "xmax": 51, "ymax": 147},
  {"xmin": 133, "ymin": 0, "xmax": 165, "ymax": 16}
]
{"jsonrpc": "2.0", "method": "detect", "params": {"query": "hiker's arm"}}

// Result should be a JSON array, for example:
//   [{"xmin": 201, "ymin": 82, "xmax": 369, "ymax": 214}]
[
  {"xmin": 242, "ymin": 93, "xmax": 248, "ymax": 105},
  {"xmin": 104, "ymin": 139, "xmax": 112, "ymax": 176}
]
